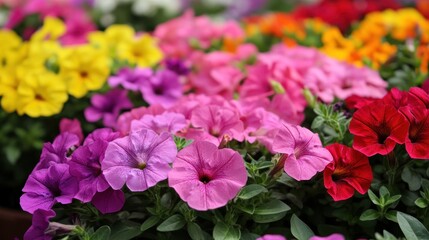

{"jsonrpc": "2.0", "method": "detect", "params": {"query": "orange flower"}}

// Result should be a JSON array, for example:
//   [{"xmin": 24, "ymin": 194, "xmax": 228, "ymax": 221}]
[{"xmin": 417, "ymin": 45, "xmax": 429, "ymax": 74}]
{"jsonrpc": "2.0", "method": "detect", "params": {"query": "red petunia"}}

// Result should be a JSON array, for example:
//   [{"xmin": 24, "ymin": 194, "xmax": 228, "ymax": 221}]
[
  {"xmin": 345, "ymin": 95, "xmax": 378, "ymax": 110},
  {"xmin": 382, "ymin": 88, "xmax": 409, "ymax": 110},
  {"xmin": 408, "ymin": 87, "xmax": 429, "ymax": 109},
  {"xmin": 324, "ymin": 143, "xmax": 373, "ymax": 201},
  {"xmin": 400, "ymin": 106, "xmax": 429, "ymax": 159},
  {"xmin": 349, "ymin": 101, "xmax": 409, "ymax": 156}
]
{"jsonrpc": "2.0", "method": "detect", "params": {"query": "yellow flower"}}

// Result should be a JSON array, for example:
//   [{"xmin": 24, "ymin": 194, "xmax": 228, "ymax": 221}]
[
  {"xmin": 31, "ymin": 17, "xmax": 66, "ymax": 42},
  {"xmin": 59, "ymin": 45, "xmax": 110, "ymax": 98},
  {"xmin": 0, "ymin": 68, "xmax": 24, "ymax": 112},
  {"xmin": 0, "ymin": 29, "xmax": 21, "ymax": 52},
  {"xmin": 117, "ymin": 34, "xmax": 163, "ymax": 67},
  {"xmin": 88, "ymin": 25, "xmax": 135, "ymax": 54},
  {"xmin": 16, "ymin": 72, "xmax": 68, "ymax": 117}
]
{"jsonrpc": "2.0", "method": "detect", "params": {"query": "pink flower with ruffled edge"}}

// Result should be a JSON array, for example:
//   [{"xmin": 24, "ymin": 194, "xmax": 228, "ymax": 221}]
[
  {"xmin": 257, "ymin": 235, "xmax": 286, "ymax": 240},
  {"xmin": 116, "ymin": 105, "xmax": 166, "ymax": 136},
  {"xmin": 168, "ymin": 141, "xmax": 247, "ymax": 210},
  {"xmin": 131, "ymin": 112, "xmax": 187, "ymax": 135},
  {"xmin": 102, "ymin": 129, "xmax": 177, "ymax": 192},
  {"xmin": 310, "ymin": 234, "xmax": 345, "ymax": 240},
  {"xmin": 272, "ymin": 123, "xmax": 333, "ymax": 181}
]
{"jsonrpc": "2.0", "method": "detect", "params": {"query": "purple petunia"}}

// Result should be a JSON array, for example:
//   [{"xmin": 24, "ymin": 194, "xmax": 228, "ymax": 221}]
[
  {"xmin": 84, "ymin": 89, "xmax": 133, "ymax": 128},
  {"xmin": 24, "ymin": 209, "xmax": 56, "ymax": 240},
  {"xmin": 102, "ymin": 129, "xmax": 177, "ymax": 192},
  {"xmin": 83, "ymin": 128, "xmax": 121, "ymax": 145},
  {"xmin": 20, "ymin": 164, "xmax": 79, "ymax": 214},
  {"xmin": 140, "ymin": 69, "xmax": 183, "ymax": 108},
  {"xmin": 108, "ymin": 67, "xmax": 152, "ymax": 91},
  {"xmin": 35, "ymin": 132, "xmax": 80, "ymax": 171},
  {"xmin": 164, "ymin": 58, "xmax": 190, "ymax": 76}
]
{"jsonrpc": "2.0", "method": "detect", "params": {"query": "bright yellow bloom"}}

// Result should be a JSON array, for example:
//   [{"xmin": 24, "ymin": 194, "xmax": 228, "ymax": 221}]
[
  {"xmin": 0, "ymin": 29, "xmax": 21, "ymax": 52},
  {"xmin": 31, "ymin": 17, "xmax": 66, "ymax": 42},
  {"xmin": 16, "ymin": 72, "xmax": 68, "ymax": 117},
  {"xmin": 88, "ymin": 25, "xmax": 135, "ymax": 54},
  {"xmin": 117, "ymin": 34, "xmax": 163, "ymax": 67},
  {"xmin": 59, "ymin": 45, "xmax": 110, "ymax": 98},
  {"xmin": 0, "ymin": 68, "xmax": 25, "ymax": 112}
]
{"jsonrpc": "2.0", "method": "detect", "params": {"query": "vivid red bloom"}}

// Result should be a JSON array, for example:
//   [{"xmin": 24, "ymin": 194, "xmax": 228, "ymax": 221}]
[
  {"xmin": 349, "ymin": 101, "xmax": 409, "ymax": 156},
  {"xmin": 408, "ymin": 87, "xmax": 429, "ymax": 109},
  {"xmin": 382, "ymin": 88, "xmax": 409, "ymax": 110},
  {"xmin": 344, "ymin": 95, "xmax": 378, "ymax": 110},
  {"xmin": 324, "ymin": 143, "xmax": 373, "ymax": 201},
  {"xmin": 400, "ymin": 106, "xmax": 429, "ymax": 159}
]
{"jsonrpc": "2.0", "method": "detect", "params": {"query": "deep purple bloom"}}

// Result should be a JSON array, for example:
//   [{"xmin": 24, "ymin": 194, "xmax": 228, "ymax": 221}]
[
  {"xmin": 83, "ymin": 128, "xmax": 120, "ymax": 146},
  {"xmin": 24, "ymin": 209, "xmax": 55, "ymax": 240},
  {"xmin": 35, "ymin": 133, "xmax": 80, "ymax": 171},
  {"xmin": 102, "ymin": 129, "xmax": 177, "ymax": 192},
  {"xmin": 131, "ymin": 112, "xmax": 187, "ymax": 134},
  {"xmin": 69, "ymin": 140, "xmax": 110, "ymax": 203},
  {"xmin": 108, "ymin": 67, "xmax": 152, "ymax": 91},
  {"xmin": 165, "ymin": 58, "xmax": 190, "ymax": 75},
  {"xmin": 20, "ymin": 164, "xmax": 79, "ymax": 214},
  {"xmin": 84, "ymin": 89, "xmax": 133, "ymax": 128},
  {"xmin": 140, "ymin": 69, "xmax": 183, "ymax": 108}
]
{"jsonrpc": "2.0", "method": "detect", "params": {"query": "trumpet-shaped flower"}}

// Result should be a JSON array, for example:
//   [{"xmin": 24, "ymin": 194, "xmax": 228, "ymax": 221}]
[
  {"xmin": 24, "ymin": 209, "xmax": 56, "ymax": 240},
  {"xmin": 349, "ymin": 101, "xmax": 409, "ymax": 156},
  {"xmin": 168, "ymin": 141, "xmax": 247, "ymax": 211},
  {"xmin": 324, "ymin": 144, "xmax": 373, "ymax": 201},
  {"xmin": 16, "ymin": 72, "xmax": 68, "ymax": 117},
  {"xmin": 272, "ymin": 123, "xmax": 333, "ymax": 181},
  {"xmin": 117, "ymin": 34, "xmax": 163, "ymax": 67},
  {"xmin": 84, "ymin": 89, "xmax": 133, "ymax": 128},
  {"xmin": 401, "ymin": 106, "xmax": 429, "ymax": 159},
  {"xmin": 20, "ymin": 164, "xmax": 79, "ymax": 214},
  {"xmin": 131, "ymin": 112, "xmax": 187, "ymax": 134},
  {"xmin": 140, "ymin": 69, "xmax": 182, "ymax": 108},
  {"xmin": 59, "ymin": 45, "xmax": 110, "ymax": 98},
  {"xmin": 102, "ymin": 129, "xmax": 177, "ymax": 192}
]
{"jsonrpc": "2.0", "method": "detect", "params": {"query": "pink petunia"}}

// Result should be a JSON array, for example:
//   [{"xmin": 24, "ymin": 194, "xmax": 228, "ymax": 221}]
[
  {"xmin": 168, "ymin": 141, "xmax": 247, "ymax": 210},
  {"xmin": 59, "ymin": 118, "xmax": 83, "ymax": 143},
  {"xmin": 102, "ymin": 129, "xmax": 177, "ymax": 192},
  {"xmin": 272, "ymin": 123, "xmax": 333, "ymax": 181},
  {"xmin": 131, "ymin": 112, "xmax": 187, "ymax": 135}
]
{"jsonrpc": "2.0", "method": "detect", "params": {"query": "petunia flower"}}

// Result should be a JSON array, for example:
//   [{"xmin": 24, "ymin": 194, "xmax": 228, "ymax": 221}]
[
  {"xmin": 324, "ymin": 144, "xmax": 373, "ymax": 201},
  {"xmin": 164, "ymin": 58, "xmax": 190, "ymax": 76},
  {"xmin": 83, "ymin": 128, "xmax": 120, "ymax": 146},
  {"xmin": 91, "ymin": 188, "xmax": 125, "ymax": 214},
  {"xmin": 102, "ymin": 129, "xmax": 177, "ymax": 192},
  {"xmin": 168, "ymin": 141, "xmax": 247, "ymax": 211},
  {"xmin": 35, "ymin": 132, "xmax": 80, "ymax": 171},
  {"xmin": 187, "ymin": 105, "xmax": 244, "ymax": 146},
  {"xmin": 131, "ymin": 112, "xmax": 187, "ymax": 134},
  {"xmin": 84, "ymin": 88, "xmax": 133, "ymax": 128},
  {"xmin": 349, "ymin": 101, "xmax": 409, "ymax": 156},
  {"xmin": 400, "ymin": 106, "xmax": 429, "ymax": 159},
  {"xmin": 257, "ymin": 234, "xmax": 286, "ymax": 240},
  {"xmin": 140, "ymin": 69, "xmax": 182, "ymax": 108},
  {"xmin": 24, "ymin": 209, "xmax": 56, "ymax": 240},
  {"xmin": 272, "ymin": 123, "xmax": 332, "ymax": 181},
  {"xmin": 59, "ymin": 118, "xmax": 84, "ymax": 143},
  {"xmin": 272, "ymin": 123, "xmax": 333, "ymax": 181},
  {"xmin": 310, "ymin": 234, "xmax": 345, "ymax": 240},
  {"xmin": 20, "ymin": 164, "xmax": 79, "ymax": 214},
  {"xmin": 108, "ymin": 67, "xmax": 151, "ymax": 91}
]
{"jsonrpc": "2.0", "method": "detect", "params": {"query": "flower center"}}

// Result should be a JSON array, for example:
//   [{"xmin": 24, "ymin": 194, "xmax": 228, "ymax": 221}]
[
  {"xmin": 199, "ymin": 174, "xmax": 212, "ymax": 184},
  {"xmin": 138, "ymin": 162, "xmax": 147, "ymax": 170},
  {"xmin": 35, "ymin": 93, "xmax": 45, "ymax": 101},
  {"xmin": 154, "ymin": 86, "xmax": 163, "ymax": 95},
  {"xmin": 80, "ymin": 71, "xmax": 88, "ymax": 79},
  {"xmin": 376, "ymin": 122, "xmax": 390, "ymax": 144}
]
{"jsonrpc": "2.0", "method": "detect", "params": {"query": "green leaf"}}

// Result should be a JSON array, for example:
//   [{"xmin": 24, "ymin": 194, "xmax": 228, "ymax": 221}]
[
  {"xmin": 368, "ymin": 189, "xmax": 381, "ymax": 206},
  {"xmin": 360, "ymin": 209, "xmax": 380, "ymax": 221},
  {"xmin": 238, "ymin": 184, "xmax": 268, "ymax": 200},
  {"xmin": 397, "ymin": 211, "xmax": 429, "ymax": 240},
  {"xmin": 385, "ymin": 211, "xmax": 398, "ymax": 223},
  {"xmin": 90, "ymin": 226, "xmax": 111, "ymax": 240},
  {"xmin": 4, "ymin": 146, "xmax": 20, "ymax": 165},
  {"xmin": 254, "ymin": 199, "xmax": 291, "ymax": 215},
  {"xmin": 290, "ymin": 214, "xmax": 315, "ymax": 240},
  {"xmin": 157, "ymin": 214, "xmax": 186, "ymax": 232},
  {"xmin": 252, "ymin": 211, "xmax": 287, "ymax": 223},
  {"xmin": 110, "ymin": 221, "xmax": 141, "ymax": 240},
  {"xmin": 213, "ymin": 222, "xmax": 240, "ymax": 240},
  {"xmin": 379, "ymin": 186, "xmax": 390, "ymax": 199},
  {"xmin": 415, "ymin": 198, "xmax": 429, "ymax": 208},
  {"xmin": 311, "ymin": 116, "xmax": 325, "ymax": 129},
  {"xmin": 188, "ymin": 222, "xmax": 210, "ymax": 240},
  {"xmin": 140, "ymin": 216, "xmax": 160, "ymax": 232},
  {"xmin": 401, "ymin": 167, "xmax": 422, "ymax": 191},
  {"xmin": 385, "ymin": 195, "xmax": 402, "ymax": 206}
]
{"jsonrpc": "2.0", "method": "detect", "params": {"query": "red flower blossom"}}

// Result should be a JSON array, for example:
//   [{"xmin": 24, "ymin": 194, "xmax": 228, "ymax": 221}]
[
  {"xmin": 400, "ymin": 106, "xmax": 429, "ymax": 159},
  {"xmin": 382, "ymin": 88, "xmax": 409, "ymax": 110},
  {"xmin": 408, "ymin": 87, "xmax": 429, "ymax": 109},
  {"xmin": 345, "ymin": 95, "xmax": 378, "ymax": 110},
  {"xmin": 349, "ymin": 101, "xmax": 409, "ymax": 156},
  {"xmin": 324, "ymin": 143, "xmax": 373, "ymax": 201}
]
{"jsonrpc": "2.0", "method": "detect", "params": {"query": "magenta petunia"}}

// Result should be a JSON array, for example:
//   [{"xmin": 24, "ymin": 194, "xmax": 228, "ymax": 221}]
[
  {"xmin": 257, "ymin": 235, "xmax": 286, "ymax": 240},
  {"xmin": 131, "ymin": 112, "xmax": 187, "ymax": 134},
  {"xmin": 35, "ymin": 133, "xmax": 80, "ymax": 171},
  {"xmin": 102, "ymin": 129, "xmax": 177, "ymax": 192},
  {"xmin": 310, "ymin": 234, "xmax": 345, "ymax": 240},
  {"xmin": 168, "ymin": 141, "xmax": 247, "ymax": 211},
  {"xmin": 59, "ymin": 118, "xmax": 84, "ymax": 143},
  {"xmin": 108, "ymin": 67, "xmax": 152, "ymax": 91},
  {"xmin": 20, "ymin": 164, "xmax": 79, "ymax": 214},
  {"xmin": 187, "ymin": 105, "xmax": 244, "ymax": 146},
  {"xmin": 84, "ymin": 88, "xmax": 133, "ymax": 128},
  {"xmin": 83, "ymin": 128, "xmax": 121, "ymax": 146},
  {"xmin": 272, "ymin": 123, "xmax": 333, "ymax": 181},
  {"xmin": 91, "ymin": 188, "xmax": 125, "ymax": 214},
  {"xmin": 140, "ymin": 69, "xmax": 183, "ymax": 108},
  {"xmin": 24, "ymin": 209, "xmax": 56, "ymax": 240}
]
